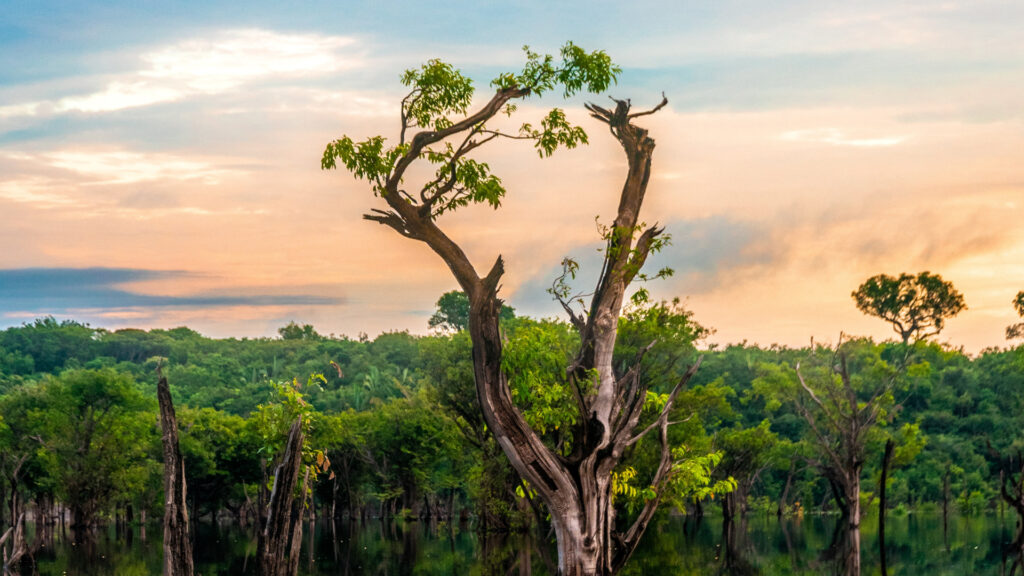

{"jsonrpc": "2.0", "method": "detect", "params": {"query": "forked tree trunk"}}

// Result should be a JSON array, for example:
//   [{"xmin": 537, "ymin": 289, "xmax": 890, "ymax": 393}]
[
  {"xmin": 345, "ymin": 75, "xmax": 686, "ymax": 571},
  {"xmin": 157, "ymin": 369, "xmax": 194, "ymax": 576},
  {"xmin": 459, "ymin": 99, "xmax": 685, "ymax": 575}
]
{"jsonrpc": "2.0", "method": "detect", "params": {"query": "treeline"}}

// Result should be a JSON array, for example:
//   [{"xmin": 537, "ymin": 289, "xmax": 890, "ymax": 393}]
[{"xmin": 0, "ymin": 298, "xmax": 1023, "ymax": 535}]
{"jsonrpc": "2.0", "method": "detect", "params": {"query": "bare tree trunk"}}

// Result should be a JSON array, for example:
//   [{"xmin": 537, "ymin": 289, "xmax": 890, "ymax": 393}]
[
  {"xmin": 879, "ymin": 439, "xmax": 895, "ymax": 576},
  {"xmin": 461, "ymin": 98, "xmax": 688, "ymax": 576},
  {"xmin": 846, "ymin": 471, "xmax": 861, "ymax": 530},
  {"xmin": 845, "ymin": 524, "xmax": 862, "ymax": 576},
  {"xmin": 258, "ymin": 419, "xmax": 306, "ymax": 576},
  {"xmin": 778, "ymin": 461, "xmax": 797, "ymax": 518},
  {"xmin": 0, "ymin": 512, "xmax": 27, "ymax": 575},
  {"xmin": 157, "ymin": 369, "xmax": 194, "ymax": 576},
  {"xmin": 1000, "ymin": 452, "xmax": 1024, "ymax": 551}
]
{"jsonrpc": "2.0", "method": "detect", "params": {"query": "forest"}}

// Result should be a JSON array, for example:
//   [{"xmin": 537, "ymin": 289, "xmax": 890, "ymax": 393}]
[{"xmin": 0, "ymin": 285, "xmax": 1023, "ymax": 571}]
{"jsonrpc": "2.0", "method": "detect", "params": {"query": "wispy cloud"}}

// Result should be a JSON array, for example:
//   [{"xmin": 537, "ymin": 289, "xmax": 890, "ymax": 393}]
[
  {"xmin": 0, "ymin": 267, "xmax": 344, "ymax": 314},
  {"xmin": 34, "ymin": 149, "xmax": 238, "ymax": 185},
  {"xmin": 0, "ymin": 148, "xmax": 259, "ymax": 219},
  {"xmin": 779, "ymin": 128, "xmax": 907, "ymax": 147},
  {"xmin": 0, "ymin": 177, "xmax": 77, "ymax": 208},
  {"xmin": 0, "ymin": 29, "xmax": 362, "ymax": 119}
]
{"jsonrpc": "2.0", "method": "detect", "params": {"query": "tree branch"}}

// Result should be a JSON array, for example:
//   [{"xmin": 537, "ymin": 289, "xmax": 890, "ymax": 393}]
[
  {"xmin": 627, "ymin": 93, "xmax": 668, "ymax": 119},
  {"xmin": 626, "ymin": 357, "xmax": 702, "ymax": 447}
]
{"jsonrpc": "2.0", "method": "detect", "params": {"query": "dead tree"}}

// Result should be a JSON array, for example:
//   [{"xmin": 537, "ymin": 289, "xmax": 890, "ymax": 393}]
[
  {"xmin": 0, "ymin": 512, "xmax": 26, "ymax": 575},
  {"xmin": 157, "ymin": 366, "xmax": 194, "ymax": 576},
  {"xmin": 791, "ymin": 337, "xmax": 902, "ymax": 531},
  {"xmin": 1001, "ymin": 451, "xmax": 1024, "ymax": 551},
  {"xmin": 258, "ymin": 418, "xmax": 308, "ymax": 576},
  {"xmin": 879, "ymin": 439, "xmax": 895, "ymax": 576}
]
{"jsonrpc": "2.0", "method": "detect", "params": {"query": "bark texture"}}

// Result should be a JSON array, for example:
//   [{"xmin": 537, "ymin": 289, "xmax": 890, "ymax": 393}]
[
  {"xmin": 0, "ymin": 512, "xmax": 26, "ymax": 575},
  {"xmin": 1000, "ymin": 451, "xmax": 1024, "ymax": 551},
  {"xmin": 258, "ymin": 418, "xmax": 307, "ymax": 576},
  {"xmin": 157, "ymin": 369, "xmax": 194, "ymax": 576},
  {"xmin": 879, "ymin": 438, "xmax": 895, "ymax": 576},
  {"xmin": 354, "ymin": 87, "xmax": 692, "ymax": 574}
]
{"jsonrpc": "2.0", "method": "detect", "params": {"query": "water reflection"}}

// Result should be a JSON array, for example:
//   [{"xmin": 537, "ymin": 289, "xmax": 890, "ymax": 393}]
[{"xmin": 11, "ymin": 513, "xmax": 1024, "ymax": 575}]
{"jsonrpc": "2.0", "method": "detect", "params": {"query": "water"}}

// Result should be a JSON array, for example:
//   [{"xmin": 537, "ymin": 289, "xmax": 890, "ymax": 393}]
[{"xmin": 14, "ymin": 513, "xmax": 1024, "ymax": 575}]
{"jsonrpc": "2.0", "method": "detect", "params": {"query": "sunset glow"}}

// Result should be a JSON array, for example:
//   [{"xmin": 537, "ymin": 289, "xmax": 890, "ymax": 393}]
[{"xmin": 2, "ymin": 1, "xmax": 1022, "ymax": 351}]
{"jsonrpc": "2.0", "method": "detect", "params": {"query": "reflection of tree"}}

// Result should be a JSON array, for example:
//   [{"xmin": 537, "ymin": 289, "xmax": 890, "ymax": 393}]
[
  {"xmin": 820, "ymin": 516, "xmax": 860, "ymax": 576},
  {"xmin": 719, "ymin": 516, "xmax": 761, "ymax": 576},
  {"xmin": 474, "ymin": 532, "xmax": 553, "ymax": 576},
  {"xmin": 1000, "ymin": 451, "xmax": 1024, "ymax": 550}
]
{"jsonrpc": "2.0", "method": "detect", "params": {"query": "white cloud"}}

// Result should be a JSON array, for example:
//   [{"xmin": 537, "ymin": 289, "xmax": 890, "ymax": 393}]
[
  {"xmin": 0, "ymin": 178, "xmax": 77, "ymax": 208},
  {"xmin": 2, "ymin": 29, "xmax": 362, "ymax": 118},
  {"xmin": 42, "ymin": 150, "xmax": 237, "ymax": 185},
  {"xmin": 141, "ymin": 29, "xmax": 357, "ymax": 93},
  {"xmin": 55, "ymin": 81, "xmax": 183, "ymax": 113},
  {"xmin": 0, "ymin": 149, "xmax": 264, "ymax": 219},
  {"xmin": 779, "ymin": 128, "xmax": 907, "ymax": 147},
  {"xmin": 0, "ymin": 102, "xmax": 45, "ymax": 119}
]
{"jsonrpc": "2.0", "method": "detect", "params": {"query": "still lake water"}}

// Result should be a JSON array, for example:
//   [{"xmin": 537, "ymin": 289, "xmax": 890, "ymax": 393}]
[{"xmin": 16, "ymin": 513, "xmax": 1024, "ymax": 575}]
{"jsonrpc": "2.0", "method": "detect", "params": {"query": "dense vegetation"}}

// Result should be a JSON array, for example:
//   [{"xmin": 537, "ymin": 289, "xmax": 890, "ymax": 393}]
[{"xmin": 1, "ymin": 293, "xmax": 1023, "ymax": 539}]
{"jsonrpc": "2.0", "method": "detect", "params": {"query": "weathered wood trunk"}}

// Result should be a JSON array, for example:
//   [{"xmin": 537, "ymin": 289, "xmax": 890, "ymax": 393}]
[
  {"xmin": 258, "ymin": 418, "xmax": 307, "ymax": 576},
  {"xmin": 1000, "ymin": 452, "xmax": 1024, "ymax": 550},
  {"xmin": 341, "ymin": 74, "xmax": 685, "ymax": 572},
  {"xmin": 879, "ymin": 439, "xmax": 894, "ymax": 575},
  {"xmin": 459, "ymin": 99, "xmax": 685, "ymax": 576},
  {"xmin": 845, "ymin": 472, "xmax": 861, "ymax": 530},
  {"xmin": 0, "ymin": 512, "xmax": 27, "ymax": 575},
  {"xmin": 157, "ymin": 369, "xmax": 194, "ymax": 576}
]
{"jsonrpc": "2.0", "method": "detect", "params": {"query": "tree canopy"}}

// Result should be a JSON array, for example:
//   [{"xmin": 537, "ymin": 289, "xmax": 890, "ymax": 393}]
[
  {"xmin": 852, "ymin": 271, "xmax": 966, "ymax": 344},
  {"xmin": 1007, "ymin": 291, "xmax": 1024, "ymax": 340}
]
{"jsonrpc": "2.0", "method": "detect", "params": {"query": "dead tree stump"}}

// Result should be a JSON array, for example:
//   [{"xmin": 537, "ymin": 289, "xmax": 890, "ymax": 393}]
[
  {"xmin": 258, "ymin": 418, "xmax": 308, "ymax": 576},
  {"xmin": 157, "ymin": 368, "xmax": 194, "ymax": 576}
]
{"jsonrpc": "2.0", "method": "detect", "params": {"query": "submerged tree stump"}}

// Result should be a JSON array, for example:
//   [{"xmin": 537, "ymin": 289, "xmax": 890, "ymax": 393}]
[
  {"xmin": 259, "ymin": 418, "xmax": 307, "ymax": 576},
  {"xmin": 157, "ymin": 368, "xmax": 194, "ymax": 576}
]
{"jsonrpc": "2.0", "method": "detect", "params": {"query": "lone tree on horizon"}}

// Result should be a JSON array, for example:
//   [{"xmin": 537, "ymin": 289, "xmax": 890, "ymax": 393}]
[
  {"xmin": 1006, "ymin": 290, "xmax": 1024, "ymax": 340},
  {"xmin": 323, "ymin": 44, "xmax": 722, "ymax": 575},
  {"xmin": 852, "ymin": 271, "xmax": 966, "ymax": 344}
]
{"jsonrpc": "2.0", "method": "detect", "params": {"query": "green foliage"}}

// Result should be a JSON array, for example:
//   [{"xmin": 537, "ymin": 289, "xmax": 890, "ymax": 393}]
[
  {"xmin": 35, "ymin": 368, "xmax": 155, "ymax": 525},
  {"xmin": 520, "ymin": 108, "xmax": 589, "ymax": 158},
  {"xmin": 253, "ymin": 375, "xmax": 330, "ymax": 482},
  {"xmin": 428, "ymin": 290, "xmax": 514, "ymax": 333},
  {"xmin": 501, "ymin": 319, "xmax": 582, "ymax": 436},
  {"xmin": 852, "ymin": 271, "xmax": 966, "ymax": 343},
  {"xmin": 715, "ymin": 420, "xmax": 779, "ymax": 482},
  {"xmin": 1, "ymin": 312, "xmax": 1022, "ymax": 530},
  {"xmin": 891, "ymin": 422, "xmax": 926, "ymax": 468},
  {"xmin": 0, "ymin": 317, "xmax": 98, "ymax": 374},
  {"xmin": 320, "ymin": 136, "xmax": 406, "ymax": 192},
  {"xmin": 616, "ymin": 297, "xmax": 709, "ymax": 386},
  {"xmin": 490, "ymin": 43, "xmax": 620, "ymax": 98},
  {"xmin": 1006, "ymin": 290, "xmax": 1024, "ymax": 340},
  {"xmin": 400, "ymin": 59, "xmax": 475, "ymax": 130},
  {"xmin": 278, "ymin": 322, "xmax": 322, "ymax": 341},
  {"xmin": 661, "ymin": 449, "xmax": 737, "ymax": 512},
  {"xmin": 322, "ymin": 43, "xmax": 619, "ymax": 220}
]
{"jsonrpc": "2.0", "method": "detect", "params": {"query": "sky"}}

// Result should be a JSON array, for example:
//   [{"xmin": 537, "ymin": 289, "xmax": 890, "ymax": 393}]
[{"xmin": 1, "ymin": 1, "xmax": 1022, "ymax": 352}]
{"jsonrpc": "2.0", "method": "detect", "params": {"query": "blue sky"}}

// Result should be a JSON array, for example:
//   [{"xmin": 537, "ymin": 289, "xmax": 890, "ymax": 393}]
[{"xmin": 1, "ymin": 1, "xmax": 1022, "ymax": 350}]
